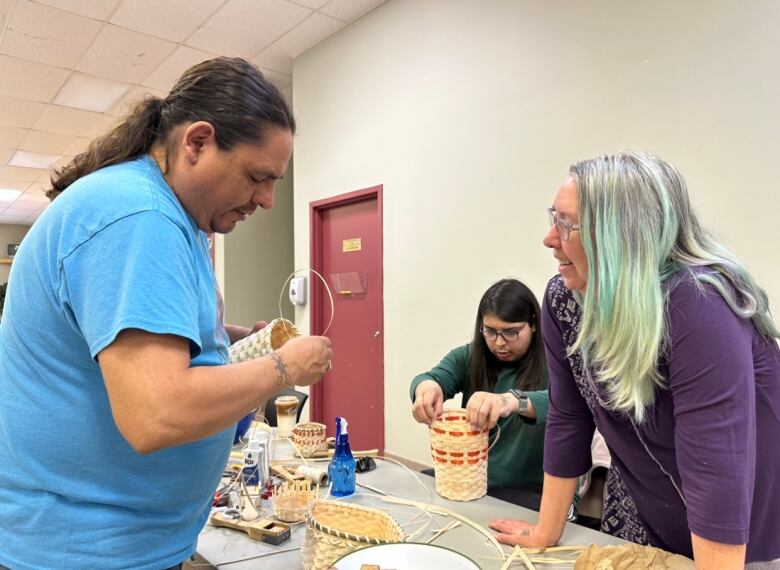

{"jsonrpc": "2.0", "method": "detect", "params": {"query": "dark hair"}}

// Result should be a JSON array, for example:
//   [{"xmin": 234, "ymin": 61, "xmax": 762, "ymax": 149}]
[
  {"xmin": 47, "ymin": 57, "xmax": 295, "ymax": 199},
  {"xmin": 468, "ymin": 278, "xmax": 546, "ymax": 393}
]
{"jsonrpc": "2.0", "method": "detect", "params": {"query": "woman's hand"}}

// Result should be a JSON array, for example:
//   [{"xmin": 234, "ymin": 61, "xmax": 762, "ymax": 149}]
[
  {"xmin": 274, "ymin": 335, "xmax": 333, "ymax": 386},
  {"xmin": 489, "ymin": 519, "xmax": 557, "ymax": 547},
  {"xmin": 412, "ymin": 380, "xmax": 444, "ymax": 425},
  {"xmin": 466, "ymin": 391, "xmax": 514, "ymax": 430}
]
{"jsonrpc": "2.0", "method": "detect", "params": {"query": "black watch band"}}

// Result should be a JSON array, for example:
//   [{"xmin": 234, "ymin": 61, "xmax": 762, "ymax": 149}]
[{"xmin": 509, "ymin": 388, "xmax": 529, "ymax": 414}]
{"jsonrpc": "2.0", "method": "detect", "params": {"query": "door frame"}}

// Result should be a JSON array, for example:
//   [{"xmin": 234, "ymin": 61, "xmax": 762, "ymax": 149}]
[{"xmin": 309, "ymin": 185, "xmax": 384, "ymax": 425}]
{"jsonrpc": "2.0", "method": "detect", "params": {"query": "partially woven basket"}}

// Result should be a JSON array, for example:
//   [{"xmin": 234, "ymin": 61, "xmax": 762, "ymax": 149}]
[
  {"xmin": 430, "ymin": 408, "xmax": 489, "ymax": 501},
  {"xmin": 292, "ymin": 422, "xmax": 327, "ymax": 457},
  {"xmin": 228, "ymin": 318, "xmax": 300, "ymax": 363},
  {"xmin": 301, "ymin": 500, "xmax": 405, "ymax": 570}
]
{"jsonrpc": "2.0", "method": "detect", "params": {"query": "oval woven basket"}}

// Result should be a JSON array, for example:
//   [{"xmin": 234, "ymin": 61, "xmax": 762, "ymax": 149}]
[
  {"xmin": 228, "ymin": 318, "xmax": 299, "ymax": 363},
  {"xmin": 301, "ymin": 500, "xmax": 405, "ymax": 570},
  {"xmin": 430, "ymin": 408, "xmax": 489, "ymax": 501},
  {"xmin": 292, "ymin": 422, "xmax": 327, "ymax": 457}
]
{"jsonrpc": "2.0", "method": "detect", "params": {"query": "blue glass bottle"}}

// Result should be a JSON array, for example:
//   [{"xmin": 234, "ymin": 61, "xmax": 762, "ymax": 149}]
[{"xmin": 328, "ymin": 417, "xmax": 356, "ymax": 497}]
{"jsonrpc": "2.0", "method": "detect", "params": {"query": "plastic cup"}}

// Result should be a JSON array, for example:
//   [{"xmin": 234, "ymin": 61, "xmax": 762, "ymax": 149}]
[{"xmin": 275, "ymin": 395, "xmax": 299, "ymax": 438}]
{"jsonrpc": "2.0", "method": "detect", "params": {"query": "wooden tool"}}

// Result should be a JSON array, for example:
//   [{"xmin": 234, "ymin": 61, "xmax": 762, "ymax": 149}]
[{"xmin": 209, "ymin": 511, "xmax": 291, "ymax": 545}]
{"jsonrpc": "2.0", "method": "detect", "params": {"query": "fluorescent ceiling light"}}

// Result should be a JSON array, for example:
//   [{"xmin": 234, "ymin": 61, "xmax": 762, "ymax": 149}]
[
  {"xmin": 0, "ymin": 189, "xmax": 23, "ymax": 201},
  {"xmin": 53, "ymin": 73, "xmax": 131, "ymax": 113},
  {"xmin": 7, "ymin": 150, "xmax": 61, "ymax": 170}
]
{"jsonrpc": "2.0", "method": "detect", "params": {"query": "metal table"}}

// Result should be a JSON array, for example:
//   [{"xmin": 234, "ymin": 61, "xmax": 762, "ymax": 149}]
[{"xmin": 196, "ymin": 439, "xmax": 623, "ymax": 569}]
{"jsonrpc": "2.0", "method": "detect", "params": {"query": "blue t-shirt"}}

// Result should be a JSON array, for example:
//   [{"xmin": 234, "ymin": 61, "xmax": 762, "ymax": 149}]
[{"xmin": 0, "ymin": 156, "xmax": 234, "ymax": 569}]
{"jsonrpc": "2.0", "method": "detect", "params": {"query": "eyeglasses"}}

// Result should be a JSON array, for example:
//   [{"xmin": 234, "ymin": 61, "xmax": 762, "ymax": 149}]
[
  {"xmin": 480, "ymin": 326, "xmax": 525, "ymax": 342},
  {"xmin": 547, "ymin": 207, "xmax": 580, "ymax": 241}
]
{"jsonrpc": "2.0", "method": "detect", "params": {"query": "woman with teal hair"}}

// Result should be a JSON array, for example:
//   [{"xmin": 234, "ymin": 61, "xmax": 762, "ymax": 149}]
[{"xmin": 490, "ymin": 151, "xmax": 780, "ymax": 568}]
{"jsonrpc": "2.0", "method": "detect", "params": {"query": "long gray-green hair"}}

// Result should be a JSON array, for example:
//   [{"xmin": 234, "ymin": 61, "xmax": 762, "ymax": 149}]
[{"xmin": 570, "ymin": 150, "xmax": 778, "ymax": 422}]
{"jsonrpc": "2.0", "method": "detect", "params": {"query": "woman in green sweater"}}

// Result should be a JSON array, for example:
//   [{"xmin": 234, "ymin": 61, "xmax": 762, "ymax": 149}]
[{"xmin": 410, "ymin": 278, "xmax": 548, "ymax": 509}]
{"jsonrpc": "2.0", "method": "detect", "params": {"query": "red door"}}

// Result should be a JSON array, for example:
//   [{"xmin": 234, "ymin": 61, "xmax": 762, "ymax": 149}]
[{"xmin": 310, "ymin": 186, "xmax": 384, "ymax": 453}]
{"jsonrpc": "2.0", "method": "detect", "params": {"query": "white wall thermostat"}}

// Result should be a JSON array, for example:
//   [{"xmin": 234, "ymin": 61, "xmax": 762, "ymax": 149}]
[{"xmin": 289, "ymin": 276, "xmax": 307, "ymax": 306}]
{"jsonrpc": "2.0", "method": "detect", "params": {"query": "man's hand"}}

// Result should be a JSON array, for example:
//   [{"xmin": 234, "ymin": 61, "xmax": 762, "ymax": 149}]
[
  {"xmin": 465, "ymin": 391, "xmax": 514, "ymax": 430},
  {"xmin": 274, "ymin": 336, "xmax": 332, "ymax": 387},
  {"xmin": 489, "ymin": 519, "xmax": 557, "ymax": 547},
  {"xmin": 412, "ymin": 380, "xmax": 444, "ymax": 425}
]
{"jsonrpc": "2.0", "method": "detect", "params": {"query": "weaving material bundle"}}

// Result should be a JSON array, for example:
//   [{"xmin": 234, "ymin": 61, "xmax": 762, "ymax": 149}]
[
  {"xmin": 292, "ymin": 422, "xmax": 327, "ymax": 457},
  {"xmin": 228, "ymin": 318, "xmax": 300, "ymax": 363},
  {"xmin": 301, "ymin": 500, "xmax": 405, "ymax": 570},
  {"xmin": 430, "ymin": 408, "xmax": 489, "ymax": 501}
]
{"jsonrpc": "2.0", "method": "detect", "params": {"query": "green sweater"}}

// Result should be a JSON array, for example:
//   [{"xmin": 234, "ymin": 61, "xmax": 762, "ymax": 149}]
[{"xmin": 410, "ymin": 343, "xmax": 548, "ymax": 488}]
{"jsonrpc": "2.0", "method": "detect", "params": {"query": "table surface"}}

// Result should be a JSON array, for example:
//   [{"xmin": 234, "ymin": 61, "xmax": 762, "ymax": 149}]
[{"xmin": 196, "ymin": 438, "xmax": 624, "ymax": 569}]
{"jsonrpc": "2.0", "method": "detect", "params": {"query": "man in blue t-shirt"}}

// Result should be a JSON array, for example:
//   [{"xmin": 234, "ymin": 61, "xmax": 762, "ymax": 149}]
[{"xmin": 0, "ymin": 58, "xmax": 332, "ymax": 570}]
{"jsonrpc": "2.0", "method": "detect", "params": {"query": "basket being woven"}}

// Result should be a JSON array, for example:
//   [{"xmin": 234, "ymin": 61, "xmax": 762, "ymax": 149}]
[
  {"xmin": 292, "ymin": 422, "xmax": 327, "ymax": 457},
  {"xmin": 430, "ymin": 408, "xmax": 489, "ymax": 501},
  {"xmin": 228, "ymin": 318, "xmax": 300, "ymax": 363},
  {"xmin": 301, "ymin": 500, "xmax": 405, "ymax": 570}
]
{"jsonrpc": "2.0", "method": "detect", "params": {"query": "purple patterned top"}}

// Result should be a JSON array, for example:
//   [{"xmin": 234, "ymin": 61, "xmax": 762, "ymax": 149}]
[{"xmin": 542, "ymin": 273, "xmax": 780, "ymax": 563}]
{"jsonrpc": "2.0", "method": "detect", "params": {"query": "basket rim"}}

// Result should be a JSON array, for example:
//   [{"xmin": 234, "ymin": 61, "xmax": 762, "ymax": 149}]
[{"xmin": 306, "ymin": 500, "xmax": 406, "ymax": 544}]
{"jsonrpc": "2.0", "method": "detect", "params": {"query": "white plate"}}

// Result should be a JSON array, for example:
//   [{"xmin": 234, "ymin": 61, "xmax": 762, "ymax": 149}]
[{"xmin": 333, "ymin": 542, "xmax": 480, "ymax": 569}]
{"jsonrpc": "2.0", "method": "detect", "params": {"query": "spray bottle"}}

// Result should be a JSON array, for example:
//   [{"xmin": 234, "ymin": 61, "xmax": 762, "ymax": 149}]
[{"xmin": 328, "ymin": 416, "xmax": 356, "ymax": 496}]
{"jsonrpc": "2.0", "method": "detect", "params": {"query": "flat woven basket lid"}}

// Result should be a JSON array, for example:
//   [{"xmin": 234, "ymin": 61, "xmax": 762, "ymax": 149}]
[{"xmin": 307, "ymin": 500, "xmax": 405, "ymax": 544}]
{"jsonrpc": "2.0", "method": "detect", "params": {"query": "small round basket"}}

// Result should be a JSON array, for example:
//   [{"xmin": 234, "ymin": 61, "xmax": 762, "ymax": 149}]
[
  {"xmin": 301, "ymin": 500, "xmax": 405, "ymax": 570},
  {"xmin": 228, "ymin": 318, "xmax": 299, "ymax": 363},
  {"xmin": 292, "ymin": 422, "xmax": 327, "ymax": 457},
  {"xmin": 430, "ymin": 408, "xmax": 489, "ymax": 501},
  {"xmin": 274, "ymin": 480, "xmax": 316, "ymax": 523}
]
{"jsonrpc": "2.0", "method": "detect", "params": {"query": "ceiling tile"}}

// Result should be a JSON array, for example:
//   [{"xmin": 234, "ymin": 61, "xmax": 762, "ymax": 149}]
[
  {"xmin": 33, "ymin": 0, "xmax": 121, "ymax": 20},
  {"xmin": 0, "ymin": 166, "xmax": 47, "ymax": 181},
  {"xmin": 0, "ymin": 0, "xmax": 13, "ymax": 19},
  {"xmin": 259, "ymin": 67, "xmax": 292, "ymax": 90},
  {"xmin": 0, "ymin": 0, "xmax": 103, "ymax": 68},
  {"xmin": 291, "ymin": 0, "xmax": 329, "ymax": 8},
  {"xmin": 0, "ymin": 147, "xmax": 11, "ymax": 164},
  {"xmin": 320, "ymin": 0, "xmax": 384, "ymax": 22},
  {"xmin": 3, "ymin": 207, "xmax": 39, "ymax": 216},
  {"xmin": 106, "ymin": 85, "xmax": 168, "ymax": 117},
  {"xmin": 53, "ymin": 73, "xmax": 131, "ymax": 113},
  {"xmin": 0, "ymin": 55, "xmax": 70, "ymax": 103},
  {"xmin": 141, "ymin": 46, "xmax": 217, "ymax": 92},
  {"xmin": 76, "ymin": 24, "xmax": 178, "ymax": 83},
  {"xmin": 0, "ymin": 127, "xmax": 27, "ymax": 148},
  {"xmin": 187, "ymin": 0, "xmax": 311, "ymax": 58},
  {"xmin": 7, "ymin": 150, "xmax": 60, "ymax": 169},
  {"xmin": 32, "ymin": 105, "xmax": 106, "ymax": 136},
  {"xmin": 9, "ymin": 199, "xmax": 45, "ymax": 209},
  {"xmin": 254, "ymin": 12, "xmax": 342, "ymax": 74},
  {"xmin": 19, "ymin": 190, "xmax": 51, "ymax": 204},
  {"xmin": 19, "ymin": 131, "xmax": 80, "ymax": 155},
  {"xmin": 0, "ymin": 178, "xmax": 31, "ymax": 191},
  {"xmin": 0, "ymin": 96, "xmax": 46, "ymax": 128},
  {"xmin": 66, "ymin": 137, "xmax": 93, "ymax": 156},
  {"xmin": 110, "ymin": 0, "xmax": 221, "ymax": 42}
]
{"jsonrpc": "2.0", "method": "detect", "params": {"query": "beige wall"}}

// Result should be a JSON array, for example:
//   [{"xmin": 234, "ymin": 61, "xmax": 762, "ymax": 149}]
[
  {"xmin": 0, "ymin": 224, "xmax": 31, "ymax": 283},
  {"xmin": 223, "ymin": 156, "xmax": 295, "ymax": 328},
  {"xmin": 292, "ymin": 0, "xmax": 780, "ymax": 466}
]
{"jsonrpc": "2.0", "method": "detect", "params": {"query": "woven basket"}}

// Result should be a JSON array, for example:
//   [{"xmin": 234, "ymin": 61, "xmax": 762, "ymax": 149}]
[
  {"xmin": 430, "ymin": 408, "xmax": 489, "ymax": 501},
  {"xmin": 292, "ymin": 422, "xmax": 327, "ymax": 457},
  {"xmin": 301, "ymin": 500, "xmax": 405, "ymax": 570},
  {"xmin": 274, "ymin": 480, "xmax": 316, "ymax": 523},
  {"xmin": 228, "ymin": 318, "xmax": 300, "ymax": 363}
]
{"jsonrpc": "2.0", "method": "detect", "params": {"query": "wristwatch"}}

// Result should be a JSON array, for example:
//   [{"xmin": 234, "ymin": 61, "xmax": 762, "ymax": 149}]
[{"xmin": 509, "ymin": 388, "xmax": 529, "ymax": 414}]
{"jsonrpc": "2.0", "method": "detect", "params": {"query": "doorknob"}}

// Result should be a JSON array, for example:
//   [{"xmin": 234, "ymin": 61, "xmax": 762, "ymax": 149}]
[{"xmin": 373, "ymin": 331, "xmax": 380, "ymax": 338}]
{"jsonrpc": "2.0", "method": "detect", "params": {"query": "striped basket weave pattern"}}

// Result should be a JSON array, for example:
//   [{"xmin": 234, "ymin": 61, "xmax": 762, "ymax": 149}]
[
  {"xmin": 430, "ymin": 408, "xmax": 489, "ymax": 501},
  {"xmin": 301, "ymin": 500, "xmax": 405, "ymax": 570},
  {"xmin": 228, "ymin": 318, "xmax": 299, "ymax": 363}
]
